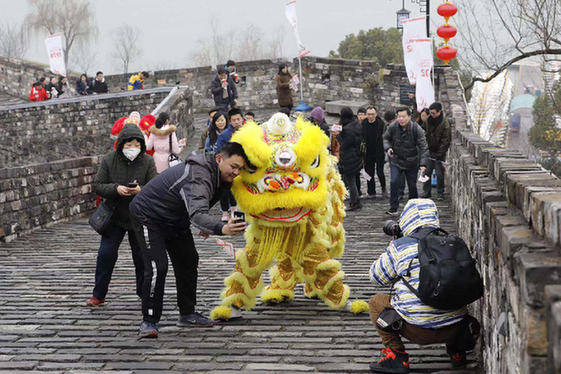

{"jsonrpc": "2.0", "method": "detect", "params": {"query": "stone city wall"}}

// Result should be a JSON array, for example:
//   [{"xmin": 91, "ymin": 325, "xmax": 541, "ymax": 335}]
[
  {"xmin": 0, "ymin": 86, "xmax": 194, "ymax": 241},
  {"xmin": 0, "ymin": 56, "xmax": 381, "ymax": 114},
  {"xmin": 0, "ymin": 156, "xmax": 100, "ymax": 242},
  {"xmin": 0, "ymin": 57, "xmax": 56, "ymax": 100},
  {"xmin": 0, "ymin": 87, "xmax": 183, "ymax": 168},
  {"xmin": 439, "ymin": 66, "xmax": 561, "ymax": 373},
  {"xmin": 103, "ymin": 56, "xmax": 380, "ymax": 112}
]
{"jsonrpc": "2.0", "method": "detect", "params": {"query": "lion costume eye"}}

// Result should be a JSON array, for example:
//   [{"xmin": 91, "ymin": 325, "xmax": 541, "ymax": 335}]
[
  {"xmin": 310, "ymin": 155, "xmax": 320, "ymax": 169},
  {"xmin": 245, "ymin": 161, "xmax": 257, "ymax": 174}
]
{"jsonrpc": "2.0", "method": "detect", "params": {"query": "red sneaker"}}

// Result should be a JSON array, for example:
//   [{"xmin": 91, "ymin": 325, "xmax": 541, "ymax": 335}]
[
  {"xmin": 369, "ymin": 348, "xmax": 410, "ymax": 373},
  {"xmin": 447, "ymin": 348, "xmax": 467, "ymax": 369},
  {"xmin": 86, "ymin": 297, "xmax": 105, "ymax": 307}
]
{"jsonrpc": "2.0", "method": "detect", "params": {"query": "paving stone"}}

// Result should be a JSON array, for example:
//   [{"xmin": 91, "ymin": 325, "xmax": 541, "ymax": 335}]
[
  {"xmin": 36, "ymin": 362, "xmax": 105, "ymax": 370},
  {"xmin": 104, "ymin": 362, "xmax": 174, "ymax": 370},
  {"xmin": 0, "ymin": 361, "xmax": 39, "ymax": 370},
  {"xmin": 244, "ymin": 363, "xmax": 316, "ymax": 371}
]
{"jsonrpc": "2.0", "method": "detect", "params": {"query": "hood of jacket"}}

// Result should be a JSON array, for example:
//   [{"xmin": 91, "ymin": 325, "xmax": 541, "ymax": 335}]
[
  {"xmin": 117, "ymin": 123, "xmax": 146, "ymax": 156},
  {"xmin": 149, "ymin": 124, "xmax": 177, "ymax": 136},
  {"xmin": 399, "ymin": 198, "xmax": 440, "ymax": 237},
  {"xmin": 344, "ymin": 118, "xmax": 362, "ymax": 135}
]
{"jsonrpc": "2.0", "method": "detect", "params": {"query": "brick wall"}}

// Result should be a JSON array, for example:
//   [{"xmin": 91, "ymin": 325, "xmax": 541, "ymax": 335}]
[
  {"xmin": 103, "ymin": 56, "xmax": 379, "ymax": 112},
  {"xmin": 439, "ymin": 66, "xmax": 561, "ymax": 373},
  {"xmin": 0, "ymin": 57, "xmax": 54, "ymax": 100},
  {"xmin": 0, "ymin": 88, "xmax": 173, "ymax": 168},
  {"xmin": 0, "ymin": 157, "xmax": 100, "ymax": 242}
]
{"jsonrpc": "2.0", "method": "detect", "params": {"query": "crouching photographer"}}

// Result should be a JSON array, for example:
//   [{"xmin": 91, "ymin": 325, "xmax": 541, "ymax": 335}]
[{"xmin": 368, "ymin": 199, "xmax": 483, "ymax": 373}]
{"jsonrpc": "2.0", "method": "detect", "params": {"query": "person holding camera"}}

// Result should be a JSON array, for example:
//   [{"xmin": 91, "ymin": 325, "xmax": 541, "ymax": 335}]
[
  {"xmin": 129, "ymin": 142, "xmax": 248, "ymax": 338},
  {"xmin": 86, "ymin": 124, "xmax": 158, "ymax": 307},
  {"xmin": 211, "ymin": 67, "xmax": 238, "ymax": 112},
  {"xmin": 368, "ymin": 199, "xmax": 481, "ymax": 373},
  {"xmin": 383, "ymin": 107, "xmax": 428, "ymax": 216}
]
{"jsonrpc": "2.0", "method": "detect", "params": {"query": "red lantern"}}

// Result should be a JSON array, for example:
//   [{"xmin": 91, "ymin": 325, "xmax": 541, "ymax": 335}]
[
  {"xmin": 437, "ymin": 24, "xmax": 457, "ymax": 43},
  {"xmin": 437, "ymin": 2, "xmax": 458, "ymax": 22},
  {"xmin": 436, "ymin": 46, "xmax": 457, "ymax": 65}
]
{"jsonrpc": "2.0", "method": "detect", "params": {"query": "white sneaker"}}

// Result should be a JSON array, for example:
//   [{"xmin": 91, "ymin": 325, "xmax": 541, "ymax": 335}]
[
  {"xmin": 229, "ymin": 306, "xmax": 243, "ymax": 319},
  {"xmin": 221, "ymin": 211, "xmax": 230, "ymax": 222}
]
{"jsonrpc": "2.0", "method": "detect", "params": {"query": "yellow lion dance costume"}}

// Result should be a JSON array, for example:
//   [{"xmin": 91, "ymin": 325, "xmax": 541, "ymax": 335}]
[{"xmin": 212, "ymin": 113, "xmax": 368, "ymax": 320}]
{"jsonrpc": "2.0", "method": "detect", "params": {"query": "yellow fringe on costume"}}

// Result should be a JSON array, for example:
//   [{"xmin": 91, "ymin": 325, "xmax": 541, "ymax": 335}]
[
  {"xmin": 210, "ymin": 306, "xmax": 232, "ymax": 320},
  {"xmin": 350, "ymin": 300, "xmax": 370, "ymax": 315}
]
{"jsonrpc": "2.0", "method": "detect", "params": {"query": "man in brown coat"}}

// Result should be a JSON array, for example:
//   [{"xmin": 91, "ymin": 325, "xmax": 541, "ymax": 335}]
[{"xmin": 421, "ymin": 102, "xmax": 452, "ymax": 200}]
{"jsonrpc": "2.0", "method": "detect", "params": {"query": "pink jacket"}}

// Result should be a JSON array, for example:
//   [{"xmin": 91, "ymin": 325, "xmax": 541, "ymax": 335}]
[{"xmin": 146, "ymin": 125, "xmax": 181, "ymax": 173}]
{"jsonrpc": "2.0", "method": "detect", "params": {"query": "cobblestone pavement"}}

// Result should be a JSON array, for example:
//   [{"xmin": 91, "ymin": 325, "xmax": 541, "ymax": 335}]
[{"xmin": 0, "ymin": 111, "xmax": 479, "ymax": 373}]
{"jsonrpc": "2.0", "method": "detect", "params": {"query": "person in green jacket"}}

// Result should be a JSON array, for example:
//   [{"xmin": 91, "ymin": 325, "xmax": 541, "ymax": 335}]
[
  {"xmin": 421, "ymin": 102, "xmax": 452, "ymax": 200},
  {"xmin": 87, "ymin": 123, "xmax": 158, "ymax": 307}
]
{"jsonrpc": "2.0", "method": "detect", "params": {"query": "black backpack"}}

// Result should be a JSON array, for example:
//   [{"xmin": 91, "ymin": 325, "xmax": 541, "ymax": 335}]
[{"xmin": 400, "ymin": 227, "xmax": 484, "ymax": 310}]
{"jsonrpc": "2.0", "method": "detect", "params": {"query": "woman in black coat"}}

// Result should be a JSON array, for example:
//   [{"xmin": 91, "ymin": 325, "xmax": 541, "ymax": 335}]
[
  {"xmin": 335, "ymin": 106, "xmax": 363, "ymax": 211},
  {"xmin": 87, "ymin": 124, "xmax": 157, "ymax": 307}
]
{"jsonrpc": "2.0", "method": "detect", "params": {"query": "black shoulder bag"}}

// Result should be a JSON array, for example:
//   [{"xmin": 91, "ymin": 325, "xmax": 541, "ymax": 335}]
[{"xmin": 88, "ymin": 200, "xmax": 115, "ymax": 236}]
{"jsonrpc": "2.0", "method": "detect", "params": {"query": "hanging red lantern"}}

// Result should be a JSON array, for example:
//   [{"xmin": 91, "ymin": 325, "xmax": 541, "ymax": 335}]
[
  {"xmin": 436, "ymin": 46, "xmax": 457, "ymax": 65},
  {"xmin": 437, "ymin": 2, "xmax": 458, "ymax": 23},
  {"xmin": 437, "ymin": 24, "xmax": 457, "ymax": 43}
]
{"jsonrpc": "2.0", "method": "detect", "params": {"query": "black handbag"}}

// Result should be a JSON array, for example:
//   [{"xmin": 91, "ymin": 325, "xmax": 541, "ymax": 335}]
[{"xmin": 88, "ymin": 200, "xmax": 115, "ymax": 236}]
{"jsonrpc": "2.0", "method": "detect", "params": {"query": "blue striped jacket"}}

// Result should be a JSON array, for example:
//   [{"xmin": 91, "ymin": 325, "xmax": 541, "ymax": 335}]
[{"xmin": 369, "ymin": 199, "xmax": 466, "ymax": 328}]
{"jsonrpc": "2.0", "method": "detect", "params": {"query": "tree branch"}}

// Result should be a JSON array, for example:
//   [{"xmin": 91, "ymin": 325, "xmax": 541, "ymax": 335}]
[{"xmin": 465, "ymin": 48, "xmax": 561, "ymax": 90}]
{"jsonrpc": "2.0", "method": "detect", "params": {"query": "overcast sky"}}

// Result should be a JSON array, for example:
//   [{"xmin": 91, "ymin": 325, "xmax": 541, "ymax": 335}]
[{"xmin": 1, "ymin": 0, "xmax": 444, "ymax": 75}]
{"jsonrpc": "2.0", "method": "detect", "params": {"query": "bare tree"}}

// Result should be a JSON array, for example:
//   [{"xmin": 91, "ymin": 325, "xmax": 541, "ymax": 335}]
[
  {"xmin": 0, "ymin": 22, "xmax": 27, "ymax": 60},
  {"xmin": 456, "ymin": 0, "xmax": 561, "ymax": 89},
  {"xmin": 69, "ymin": 43, "xmax": 98, "ymax": 75},
  {"xmin": 111, "ymin": 25, "xmax": 142, "ymax": 74},
  {"xmin": 237, "ymin": 24, "xmax": 263, "ymax": 61},
  {"xmin": 189, "ymin": 19, "xmax": 286, "ymax": 67},
  {"xmin": 25, "ymin": 0, "xmax": 97, "ymax": 68},
  {"xmin": 268, "ymin": 25, "xmax": 286, "ymax": 60}
]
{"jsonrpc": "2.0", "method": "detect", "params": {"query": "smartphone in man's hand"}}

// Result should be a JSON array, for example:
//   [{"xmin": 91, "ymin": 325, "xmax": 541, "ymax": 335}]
[
  {"xmin": 127, "ymin": 183, "xmax": 138, "ymax": 188},
  {"xmin": 233, "ymin": 211, "xmax": 245, "ymax": 223}
]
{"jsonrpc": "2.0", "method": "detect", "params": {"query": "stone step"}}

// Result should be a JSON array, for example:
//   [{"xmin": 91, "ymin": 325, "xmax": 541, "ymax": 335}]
[{"xmin": 325, "ymin": 100, "xmax": 371, "ymax": 115}]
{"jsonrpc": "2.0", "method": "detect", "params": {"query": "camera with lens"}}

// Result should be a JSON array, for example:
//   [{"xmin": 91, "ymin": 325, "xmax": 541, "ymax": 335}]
[{"xmin": 383, "ymin": 220, "xmax": 403, "ymax": 239}]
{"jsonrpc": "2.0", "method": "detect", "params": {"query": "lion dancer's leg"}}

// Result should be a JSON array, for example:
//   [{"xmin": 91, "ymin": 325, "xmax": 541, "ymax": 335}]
[
  {"xmin": 211, "ymin": 232, "xmax": 268, "ymax": 320},
  {"xmin": 261, "ymin": 254, "xmax": 301, "ymax": 303},
  {"xmin": 300, "ymin": 244, "xmax": 350, "ymax": 309}
]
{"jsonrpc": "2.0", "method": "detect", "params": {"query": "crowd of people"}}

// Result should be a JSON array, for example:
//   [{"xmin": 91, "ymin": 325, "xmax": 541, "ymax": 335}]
[
  {"xmin": 80, "ymin": 60, "xmax": 476, "ymax": 374},
  {"xmin": 28, "ymin": 71, "xmax": 149, "ymax": 102}
]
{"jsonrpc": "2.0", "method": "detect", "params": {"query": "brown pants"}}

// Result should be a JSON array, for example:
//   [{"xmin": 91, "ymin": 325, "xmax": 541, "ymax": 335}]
[{"xmin": 369, "ymin": 294, "xmax": 463, "ymax": 351}]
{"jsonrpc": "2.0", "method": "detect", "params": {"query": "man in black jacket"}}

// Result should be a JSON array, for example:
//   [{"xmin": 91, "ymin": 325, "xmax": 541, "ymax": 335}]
[
  {"xmin": 362, "ymin": 106, "xmax": 387, "ymax": 198},
  {"xmin": 130, "ymin": 143, "xmax": 248, "ymax": 338},
  {"xmin": 210, "ymin": 68, "xmax": 238, "ymax": 112},
  {"xmin": 383, "ymin": 107, "xmax": 428, "ymax": 215},
  {"xmin": 335, "ymin": 107, "xmax": 364, "ymax": 211},
  {"xmin": 422, "ymin": 102, "xmax": 452, "ymax": 200},
  {"xmin": 91, "ymin": 71, "xmax": 109, "ymax": 94}
]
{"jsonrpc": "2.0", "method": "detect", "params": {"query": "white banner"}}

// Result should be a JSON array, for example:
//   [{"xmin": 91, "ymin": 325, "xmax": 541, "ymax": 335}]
[
  {"xmin": 402, "ymin": 16, "xmax": 427, "ymax": 85},
  {"xmin": 285, "ymin": 1, "xmax": 310, "ymax": 58},
  {"xmin": 410, "ymin": 38, "xmax": 435, "ymax": 111},
  {"xmin": 44, "ymin": 34, "xmax": 66, "ymax": 77}
]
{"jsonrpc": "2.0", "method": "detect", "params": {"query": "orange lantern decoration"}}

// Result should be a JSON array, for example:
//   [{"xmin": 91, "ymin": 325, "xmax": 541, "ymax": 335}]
[
  {"xmin": 436, "ymin": 24, "xmax": 457, "ymax": 44},
  {"xmin": 436, "ymin": 46, "xmax": 457, "ymax": 65},
  {"xmin": 436, "ymin": 1, "xmax": 458, "ymax": 65},
  {"xmin": 437, "ymin": 2, "xmax": 458, "ymax": 22}
]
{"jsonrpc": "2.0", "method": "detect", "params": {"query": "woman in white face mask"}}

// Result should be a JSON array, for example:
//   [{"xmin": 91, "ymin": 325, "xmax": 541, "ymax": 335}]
[{"xmin": 87, "ymin": 123, "xmax": 157, "ymax": 307}]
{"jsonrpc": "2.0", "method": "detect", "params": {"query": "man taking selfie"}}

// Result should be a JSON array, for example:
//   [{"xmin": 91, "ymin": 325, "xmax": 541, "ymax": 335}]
[{"xmin": 130, "ymin": 142, "xmax": 248, "ymax": 338}]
